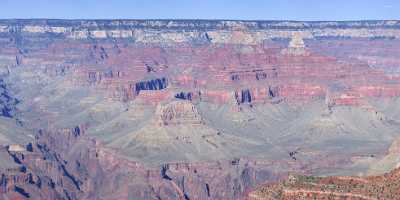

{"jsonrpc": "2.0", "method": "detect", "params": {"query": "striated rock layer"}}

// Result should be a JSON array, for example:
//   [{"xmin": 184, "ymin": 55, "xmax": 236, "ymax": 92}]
[{"xmin": 0, "ymin": 19, "xmax": 400, "ymax": 199}]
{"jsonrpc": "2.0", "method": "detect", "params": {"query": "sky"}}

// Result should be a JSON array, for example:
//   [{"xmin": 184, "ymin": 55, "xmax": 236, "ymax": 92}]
[{"xmin": 0, "ymin": 0, "xmax": 399, "ymax": 21}]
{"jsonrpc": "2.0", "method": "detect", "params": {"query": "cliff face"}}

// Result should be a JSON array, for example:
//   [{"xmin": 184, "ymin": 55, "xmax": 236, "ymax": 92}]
[{"xmin": 0, "ymin": 19, "xmax": 400, "ymax": 199}]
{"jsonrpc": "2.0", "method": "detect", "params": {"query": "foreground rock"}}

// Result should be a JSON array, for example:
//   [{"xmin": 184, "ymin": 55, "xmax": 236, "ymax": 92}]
[{"xmin": 248, "ymin": 167, "xmax": 400, "ymax": 200}]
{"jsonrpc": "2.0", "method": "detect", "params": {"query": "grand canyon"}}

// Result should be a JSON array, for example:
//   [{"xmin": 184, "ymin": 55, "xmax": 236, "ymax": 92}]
[{"xmin": 0, "ymin": 19, "xmax": 399, "ymax": 199}]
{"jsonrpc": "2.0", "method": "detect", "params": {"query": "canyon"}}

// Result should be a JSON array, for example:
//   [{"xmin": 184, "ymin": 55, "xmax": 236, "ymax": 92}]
[{"xmin": 0, "ymin": 19, "xmax": 399, "ymax": 199}]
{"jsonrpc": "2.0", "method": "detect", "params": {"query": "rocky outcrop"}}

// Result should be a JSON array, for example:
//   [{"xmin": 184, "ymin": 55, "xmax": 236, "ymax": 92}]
[
  {"xmin": 248, "ymin": 167, "xmax": 400, "ymax": 200},
  {"xmin": 155, "ymin": 101, "xmax": 203, "ymax": 126},
  {"xmin": 280, "ymin": 33, "xmax": 309, "ymax": 56}
]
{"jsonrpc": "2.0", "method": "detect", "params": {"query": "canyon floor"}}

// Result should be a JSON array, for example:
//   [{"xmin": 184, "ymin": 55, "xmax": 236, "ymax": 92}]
[{"xmin": 0, "ymin": 19, "xmax": 399, "ymax": 199}]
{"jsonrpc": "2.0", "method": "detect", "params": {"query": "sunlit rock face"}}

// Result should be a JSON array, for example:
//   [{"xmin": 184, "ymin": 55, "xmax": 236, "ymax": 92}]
[{"xmin": 0, "ymin": 19, "xmax": 400, "ymax": 199}]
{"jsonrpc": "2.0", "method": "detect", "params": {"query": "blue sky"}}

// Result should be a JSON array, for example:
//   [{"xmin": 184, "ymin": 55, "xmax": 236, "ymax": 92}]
[{"xmin": 1, "ymin": 0, "xmax": 399, "ymax": 21}]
